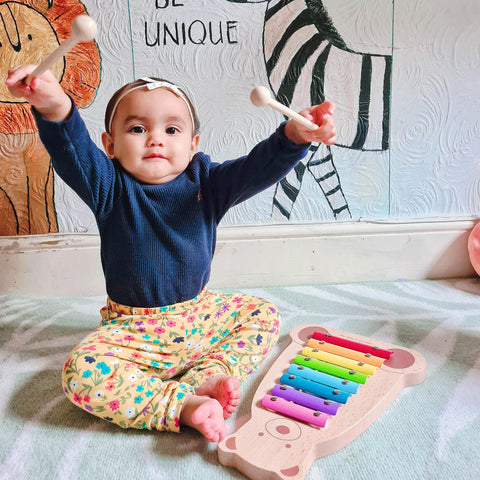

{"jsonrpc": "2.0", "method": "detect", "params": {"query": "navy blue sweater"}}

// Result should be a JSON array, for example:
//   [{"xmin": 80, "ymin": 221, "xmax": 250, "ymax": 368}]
[{"xmin": 35, "ymin": 105, "xmax": 309, "ymax": 307}]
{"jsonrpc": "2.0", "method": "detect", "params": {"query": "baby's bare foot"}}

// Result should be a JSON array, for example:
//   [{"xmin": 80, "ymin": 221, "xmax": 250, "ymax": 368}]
[
  {"xmin": 195, "ymin": 375, "xmax": 241, "ymax": 418},
  {"xmin": 180, "ymin": 395, "xmax": 226, "ymax": 442}
]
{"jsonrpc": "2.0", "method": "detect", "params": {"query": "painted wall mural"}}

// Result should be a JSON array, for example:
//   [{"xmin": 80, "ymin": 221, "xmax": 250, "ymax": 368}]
[
  {"xmin": 0, "ymin": 0, "xmax": 478, "ymax": 235},
  {"xmin": 242, "ymin": 0, "xmax": 392, "ymax": 220},
  {"xmin": 0, "ymin": 0, "xmax": 100, "ymax": 235}
]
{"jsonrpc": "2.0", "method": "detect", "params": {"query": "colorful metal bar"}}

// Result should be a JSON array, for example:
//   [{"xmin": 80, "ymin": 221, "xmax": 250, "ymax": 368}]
[
  {"xmin": 302, "ymin": 346, "xmax": 377, "ymax": 376},
  {"xmin": 287, "ymin": 364, "xmax": 360, "ymax": 394},
  {"xmin": 261, "ymin": 394, "xmax": 329, "ymax": 428},
  {"xmin": 306, "ymin": 338, "xmax": 385, "ymax": 367},
  {"xmin": 280, "ymin": 373, "xmax": 351, "ymax": 404},
  {"xmin": 294, "ymin": 355, "xmax": 368, "ymax": 384},
  {"xmin": 271, "ymin": 384, "xmax": 341, "ymax": 415},
  {"xmin": 312, "ymin": 331, "xmax": 393, "ymax": 359}
]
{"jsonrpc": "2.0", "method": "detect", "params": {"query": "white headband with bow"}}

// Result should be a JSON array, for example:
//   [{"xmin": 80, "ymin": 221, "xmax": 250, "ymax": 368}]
[{"xmin": 108, "ymin": 77, "xmax": 195, "ymax": 133}]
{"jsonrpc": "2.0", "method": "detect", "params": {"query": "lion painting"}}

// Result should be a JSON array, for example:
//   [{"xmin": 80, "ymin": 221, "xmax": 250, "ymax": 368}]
[{"xmin": 0, "ymin": 0, "xmax": 100, "ymax": 235}]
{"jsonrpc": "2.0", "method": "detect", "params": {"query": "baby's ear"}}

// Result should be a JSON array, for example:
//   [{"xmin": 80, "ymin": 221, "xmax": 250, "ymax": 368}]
[
  {"xmin": 190, "ymin": 134, "xmax": 200, "ymax": 159},
  {"xmin": 101, "ymin": 132, "xmax": 115, "ymax": 158}
]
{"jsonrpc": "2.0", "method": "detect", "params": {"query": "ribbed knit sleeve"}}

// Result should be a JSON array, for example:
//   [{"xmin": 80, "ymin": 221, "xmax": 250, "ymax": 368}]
[
  {"xmin": 33, "ymin": 103, "xmax": 121, "ymax": 219},
  {"xmin": 206, "ymin": 122, "xmax": 310, "ymax": 221}
]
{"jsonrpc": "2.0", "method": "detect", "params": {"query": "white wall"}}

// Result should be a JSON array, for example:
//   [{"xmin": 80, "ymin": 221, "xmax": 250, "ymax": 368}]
[{"xmin": 51, "ymin": 0, "xmax": 479, "ymax": 232}]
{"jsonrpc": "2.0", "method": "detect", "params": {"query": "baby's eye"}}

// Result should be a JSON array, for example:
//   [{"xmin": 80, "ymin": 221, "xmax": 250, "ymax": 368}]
[
  {"xmin": 129, "ymin": 125, "xmax": 146, "ymax": 134},
  {"xmin": 166, "ymin": 126, "xmax": 180, "ymax": 135}
]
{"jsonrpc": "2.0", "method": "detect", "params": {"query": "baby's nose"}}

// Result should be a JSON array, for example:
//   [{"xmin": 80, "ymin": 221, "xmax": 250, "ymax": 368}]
[{"xmin": 148, "ymin": 131, "xmax": 164, "ymax": 146}]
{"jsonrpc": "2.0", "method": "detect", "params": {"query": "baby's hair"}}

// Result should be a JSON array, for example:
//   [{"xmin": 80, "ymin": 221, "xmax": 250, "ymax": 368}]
[{"xmin": 104, "ymin": 77, "xmax": 200, "ymax": 136}]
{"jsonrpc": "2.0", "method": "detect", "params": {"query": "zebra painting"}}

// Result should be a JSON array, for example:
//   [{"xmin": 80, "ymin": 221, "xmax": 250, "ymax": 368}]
[{"xmin": 227, "ymin": 0, "xmax": 393, "ymax": 220}]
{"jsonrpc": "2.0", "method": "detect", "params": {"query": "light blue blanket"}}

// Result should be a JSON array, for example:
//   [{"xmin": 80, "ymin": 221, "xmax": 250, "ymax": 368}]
[{"xmin": 1, "ymin": 279, "xmax": 479, "ymax": 479}]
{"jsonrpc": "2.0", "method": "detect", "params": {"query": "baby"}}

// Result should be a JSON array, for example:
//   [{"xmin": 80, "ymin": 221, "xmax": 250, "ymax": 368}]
[{"xmin": 6, "ymin": 66, "xmax": 336, "ymax": 442}]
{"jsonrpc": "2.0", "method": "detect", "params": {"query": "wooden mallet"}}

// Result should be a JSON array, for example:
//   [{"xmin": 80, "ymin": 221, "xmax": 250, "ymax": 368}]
[
  {"xmin": 26, "ymin": 15, "xmax": 97, "ymax": 85},
  {"xmin": 250, "ymin": 86, "xmax": 318, "ymax": 131}
]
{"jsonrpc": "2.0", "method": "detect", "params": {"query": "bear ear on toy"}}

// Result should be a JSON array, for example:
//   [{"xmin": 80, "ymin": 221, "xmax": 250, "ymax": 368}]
[{"xmin": 468, "ymin": 222, "xmax": 480, "ymax": 276}]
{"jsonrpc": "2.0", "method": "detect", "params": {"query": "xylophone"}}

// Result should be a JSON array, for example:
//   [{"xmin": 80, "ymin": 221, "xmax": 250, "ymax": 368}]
[{"xmin": 218, "ymin": 324, "xmax": 426, "ymax": 480}]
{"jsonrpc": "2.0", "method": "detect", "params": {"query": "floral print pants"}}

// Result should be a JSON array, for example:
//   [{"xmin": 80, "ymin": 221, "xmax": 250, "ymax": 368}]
[{"xmin": 62, "ymin": 289, "xmax": 280, "ymax": 432}]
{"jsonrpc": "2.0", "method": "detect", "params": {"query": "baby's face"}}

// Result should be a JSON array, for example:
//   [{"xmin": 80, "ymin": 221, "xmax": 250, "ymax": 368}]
[{"xmin": 102, "ymin": 88, "xmax": 199, "ymax": 184}]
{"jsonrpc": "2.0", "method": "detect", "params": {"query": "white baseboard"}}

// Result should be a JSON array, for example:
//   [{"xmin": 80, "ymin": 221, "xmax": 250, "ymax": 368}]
[{"xmin": 0, "ymin": 219, "xmax": 476, "ymax": 296}]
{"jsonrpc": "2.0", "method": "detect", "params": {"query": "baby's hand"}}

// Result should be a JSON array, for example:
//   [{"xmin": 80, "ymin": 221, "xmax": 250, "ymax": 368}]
[
  {"xmin": 284, "ymin": 102, "xmax": 336, "ymax": 146},
  {"xmin": 5, "ymin": 65, "xmax": 72, "ymax": 122}
]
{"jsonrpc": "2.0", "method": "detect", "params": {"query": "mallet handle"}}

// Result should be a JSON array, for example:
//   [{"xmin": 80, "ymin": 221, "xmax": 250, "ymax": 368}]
[
  {"xmin": 267, "ymin": 98, "xmax": 318, "ymax": 131},
  {"xmin": 26, "ymin": 37, "xmax": 77, "ymax": 85}
]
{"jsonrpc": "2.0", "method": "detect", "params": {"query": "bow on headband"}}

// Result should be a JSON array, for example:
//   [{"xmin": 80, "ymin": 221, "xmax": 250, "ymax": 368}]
[{"xmin": 108, "ymin": 77, "xmax": 195, "ymax": 133}]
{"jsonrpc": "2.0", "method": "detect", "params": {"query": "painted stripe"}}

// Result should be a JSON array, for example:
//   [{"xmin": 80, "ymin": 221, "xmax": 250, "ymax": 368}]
[{"xmin": 351, "ymin": 54, "xmax": 372, "ymax": 150}]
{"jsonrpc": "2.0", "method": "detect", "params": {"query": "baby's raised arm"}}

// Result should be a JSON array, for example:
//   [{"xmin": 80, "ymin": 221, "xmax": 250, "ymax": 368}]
[{"xmin": 5, "ymin": 66, "xmax": 72, "ymax": 122}]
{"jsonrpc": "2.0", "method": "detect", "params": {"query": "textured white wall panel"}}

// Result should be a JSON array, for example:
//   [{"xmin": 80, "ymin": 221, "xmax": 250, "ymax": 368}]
[
  {"xmin": 34, "ymin": 0, "xmax": 480, "ymax": 232},
  {"xmin": 390, "ymin": 0, "xmax": 480, "ymax": 219}
]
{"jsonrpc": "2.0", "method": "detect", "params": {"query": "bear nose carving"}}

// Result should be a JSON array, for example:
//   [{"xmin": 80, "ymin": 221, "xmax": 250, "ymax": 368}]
[{"xmin": 0, "ymin": 3, "xmax": 21, "ymax": 52}]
